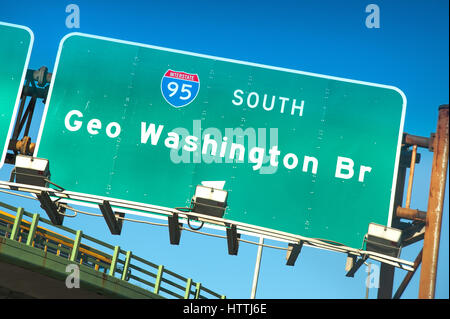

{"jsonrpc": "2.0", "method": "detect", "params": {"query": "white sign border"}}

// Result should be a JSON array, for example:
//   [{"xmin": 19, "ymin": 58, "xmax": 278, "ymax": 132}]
[{"xmin": 34, "ymin": 32, "xmax": 407, "ymax": 240}]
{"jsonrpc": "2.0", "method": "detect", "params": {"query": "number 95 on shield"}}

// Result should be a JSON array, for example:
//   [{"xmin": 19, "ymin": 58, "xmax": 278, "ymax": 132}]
[{"xmin": 161, "ymin": 69, "xmax": 200, "ymax": 108}]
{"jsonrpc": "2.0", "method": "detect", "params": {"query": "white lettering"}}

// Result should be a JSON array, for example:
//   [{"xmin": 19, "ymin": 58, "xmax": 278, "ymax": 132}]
[
  {"xmin": 262, "ymin": 94, "xmax": 275, "ymax": 111},
  {"xmin": 105, "ymin": 122, "xmax": 121, "ymax": 138},
  {"xmin": 283, "ymin": 153, "xmax": 298, "ymax": 169},
  {"xmin": 183, "ymin": 135, "xmax": 198, "ymax": 152},
  {"xmin": 291, "ymin": 99, "xmax": 304, "ymax": 116},
  {"xmin": 64, "ymin": 110, "xmax": 83, "ymax": 132},
  {"xmin": 87, "ymin": 119, "xmax": 101, "ymax": 135},
  {"xmin": 202, "ymin": 134, "xmax": 217, "ymax": 156},
  {"xmin": 249, "ymin": 147, "xmax": 265, "ymax": 170},
  {"xmin": 279, "ymin": 97, "xmax": 289, "ymax": 113},
  {"xmin": 247, "ymin": 92, "xmax": 259, "ymax": 108},
  {"xmin": 358, "ymin": 165, "xmax": 372, "ymax": 182},
  {"xmin": 141, "ymin": 122, "xmax": 164, "ymax": 145},
  {"xmin": 232, "ymin": 89, "xmax": 244, "ymax": 106},
  {"xmin": 335, "ymin": 156, "xmax": 354, "ymax": 179},
  {"xmin": 231, "ymin": 90, "xmax": 305, "ymax": 118},
  {"xmin": 268, "ymin": 145, "xmax": 280, "ymax": 166},
  {"xmin": 229, "ymin": 143, "xmax": 246, "ymax": 161},
  {"xmin": 165, "ymin": 132, "xmax": 180, "ymax": 149},
  {"xmin": 302, "ymin": 156, "xmax": 318, "ymax": 174}
]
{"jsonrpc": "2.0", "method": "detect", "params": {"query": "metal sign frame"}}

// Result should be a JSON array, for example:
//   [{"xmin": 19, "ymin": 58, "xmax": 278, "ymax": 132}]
[{"xmin": 0, "ymin": 179, "xmax": 416, "ymax": 273}]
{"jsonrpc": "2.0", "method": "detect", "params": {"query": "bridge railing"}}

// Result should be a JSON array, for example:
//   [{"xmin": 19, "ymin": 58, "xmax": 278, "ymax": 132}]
[{"xmin": 0, "ymin": 202, "xmax": 225, "ymax": 299}]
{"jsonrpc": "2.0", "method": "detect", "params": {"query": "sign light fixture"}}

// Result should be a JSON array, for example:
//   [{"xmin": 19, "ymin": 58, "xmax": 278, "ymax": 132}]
[
  {"xmin": 365, "ymin": 223, "xmax": 402, "ymax": 258},
  {"xmin": 11, "ymin": 155, "xmax": 50, "ymax": 187},
  {"xmin": 191, "ymin": 185, "xmax": 228, "ymax": 218}
]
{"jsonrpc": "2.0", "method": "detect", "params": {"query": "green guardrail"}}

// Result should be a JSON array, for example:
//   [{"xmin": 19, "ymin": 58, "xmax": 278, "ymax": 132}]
[{"xmin": 0, "ymin": 200, "xmax": 226, "ymax": 299}]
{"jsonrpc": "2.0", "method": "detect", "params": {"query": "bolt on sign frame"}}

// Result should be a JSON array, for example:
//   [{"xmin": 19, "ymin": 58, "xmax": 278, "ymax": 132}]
[
  {"xmin": 35, "ymin": 32, "xmax": 406, "ymax": 250},
  {"xmin": 0, "ymin": 22, "xmax": 34, "ymax": 169}
]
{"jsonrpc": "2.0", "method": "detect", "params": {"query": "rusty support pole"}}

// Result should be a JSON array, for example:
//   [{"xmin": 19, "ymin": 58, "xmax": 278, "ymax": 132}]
[
  {"xmin": 418, "ymin": 105, "xmax": 449, "ymax": 299},
  {"xmin": 396, "ymin": 207, "xmax": 426, "ymax": 222},
  {"xmin": 404, "ymin": 134, "xmax": 434, "ymax": 151}
]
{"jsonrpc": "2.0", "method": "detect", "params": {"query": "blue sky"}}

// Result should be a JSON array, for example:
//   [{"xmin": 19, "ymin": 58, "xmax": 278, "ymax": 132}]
[{"xmin": 0, "ymin": 0, "xmax": 448, "ymax": 299}]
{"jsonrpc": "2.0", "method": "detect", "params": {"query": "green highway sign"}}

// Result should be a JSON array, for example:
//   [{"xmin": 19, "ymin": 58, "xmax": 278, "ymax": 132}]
[
  {"xmin": 36, "ymin": 33, "xmax": 406, "ymax": 249},
  {"xmin": 0, "ymin": 22, "xmax": 33, "ymax": 169}
]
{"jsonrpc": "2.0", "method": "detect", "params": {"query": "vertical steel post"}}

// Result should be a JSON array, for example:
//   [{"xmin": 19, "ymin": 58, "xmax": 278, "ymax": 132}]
[
  {"xmin": 419, "ymin": 105, "xmax": 449, "ymax": 299},
  {"xmin": 154, "ymin": 265, "xmax": 164, "ymax": 294},
  {"xmin": 365, "ymin": 263, "xmax": 371, "ymax": 299},
  {"xmin": 377, "ymin": 146, "xmax": 408, "ymax": 299},
  {"xmin": 194, "ymin": 282, "xmax": 201, "ymax": 299},
  {"xmin": 378, "ymin": 264, "xmax": 395, "ymax": 299},
  {"xmin": 26, "ymin": 213, "xmax": 40, "ymax": 246},
  {"xmin": 121, "ymin": 251, "xmax": 132, "ymax": 281},
  {"xmin": 70, "ymin": 230, "xmax": 83, "ymax": 262},
  {"xmin": 109, "ymin": 245, "xmax": 120, "ymax": 276},
  {"xmin": 184, "ymin": 278, "xmax": 192, "ymax": 299},
  {"xmin": 250, "ymin": 237, "xmax": 264, "ymax": 299},
  {"xmin": 10, "ymin": 207, "xmax": 24, "ymax": 241}
]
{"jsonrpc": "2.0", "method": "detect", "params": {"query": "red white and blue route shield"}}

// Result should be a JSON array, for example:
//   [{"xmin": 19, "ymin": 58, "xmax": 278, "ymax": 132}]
[{"xmin": 161, "ymin": 70, "xmax": 200, "ymax": 108}]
